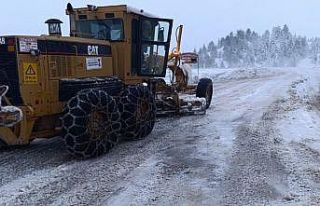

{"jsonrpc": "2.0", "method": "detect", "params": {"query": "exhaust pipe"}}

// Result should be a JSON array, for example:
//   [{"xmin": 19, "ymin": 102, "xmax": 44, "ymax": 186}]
[
  {"xmin": 0, "ymin": 85, "xmax": 9, "ymax": 112},
  {"xmin": 0, "ymin": 85, "xmax": 23, "ymax": 127},
  {"xmin": 0, "ymin": 85, "xmax": 8, "ymax": 101}
]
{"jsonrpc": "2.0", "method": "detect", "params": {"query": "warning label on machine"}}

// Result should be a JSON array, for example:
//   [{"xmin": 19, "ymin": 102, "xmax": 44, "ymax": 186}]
[
  {"xmin": 86, "ymin": 57, "xmax": 102, "ymax": 70},
  {"xmin": 23, "ymin": 63, "xmax": 38, "ymax": 84},
  {"xmin": 19, "ymin": 38, "xmax": 38, "ymax": 53}
]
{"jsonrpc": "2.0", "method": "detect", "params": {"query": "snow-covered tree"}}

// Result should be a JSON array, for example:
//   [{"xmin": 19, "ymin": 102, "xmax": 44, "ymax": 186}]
[{"xmin": 197, "ymin": 25, "xmax": 311, "ymax": 68}]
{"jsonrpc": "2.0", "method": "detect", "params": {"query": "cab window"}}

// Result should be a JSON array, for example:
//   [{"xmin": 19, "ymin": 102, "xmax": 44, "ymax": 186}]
[
  {"xmin": 138, "ymin": 18, "xmax": 172, "ymax": 77},
  {"xmin": 141, "ymin": 19, "xmax": 170, "ymax": 42},
  {"xmin": 76, "ymin": 19, "xmax": 124, "ymax": 41}
]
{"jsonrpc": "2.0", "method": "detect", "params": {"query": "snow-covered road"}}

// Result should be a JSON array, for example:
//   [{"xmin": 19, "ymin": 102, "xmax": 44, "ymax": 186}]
[{"xmin": 1, "ymin": 67, "xmax": 320, "ymax": 206}]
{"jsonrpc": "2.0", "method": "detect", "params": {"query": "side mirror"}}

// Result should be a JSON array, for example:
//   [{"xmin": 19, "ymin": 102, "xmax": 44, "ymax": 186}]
[{"xmin": 158, "ymin": 28, "xmax": 165, "ymax": 42}]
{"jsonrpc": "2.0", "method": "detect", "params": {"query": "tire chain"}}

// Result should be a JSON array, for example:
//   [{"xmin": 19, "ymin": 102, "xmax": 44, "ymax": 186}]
[
  {"xmin": 120, "ymin": 85, "xmax": 156, "ymax": 140},
  {"xmin": 61, "ymin": 89, "xmax": 121, "ymax": 158}
]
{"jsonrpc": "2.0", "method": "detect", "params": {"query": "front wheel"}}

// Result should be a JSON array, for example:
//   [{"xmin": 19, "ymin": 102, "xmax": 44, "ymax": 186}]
[
  {"xmin": 196, "ymin": 78, "xmax": 213, "ymax": 109},
  {"xmin": 61, "ymin": 89, "xmax": 121, "ymax": 159},
  {"xmin": 120, "ymin": 85, "xmax": 156, "ymax": 140}
]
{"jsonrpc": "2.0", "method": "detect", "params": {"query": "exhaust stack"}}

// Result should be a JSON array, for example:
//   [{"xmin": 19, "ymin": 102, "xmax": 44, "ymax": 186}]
[{"xmin": 45, "ymin": 19, "xmax": 63, "ymax": 36}]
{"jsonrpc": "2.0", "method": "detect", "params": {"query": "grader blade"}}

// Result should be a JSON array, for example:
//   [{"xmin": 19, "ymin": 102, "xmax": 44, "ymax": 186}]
[{"xmin": 178, "ymin": 94, "xmax": 207, "ymax": 115}]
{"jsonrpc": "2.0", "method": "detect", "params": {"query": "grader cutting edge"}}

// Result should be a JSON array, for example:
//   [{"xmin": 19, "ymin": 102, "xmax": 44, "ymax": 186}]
[{"xmin": 0, "ymin": 3, "xmax": 213, "ymax": 158}]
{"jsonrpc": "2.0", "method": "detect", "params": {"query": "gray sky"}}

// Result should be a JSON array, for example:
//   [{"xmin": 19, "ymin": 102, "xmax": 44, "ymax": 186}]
[{"xmin": 1, "ymin": 0, "xmax": 320, "ymax": 51}]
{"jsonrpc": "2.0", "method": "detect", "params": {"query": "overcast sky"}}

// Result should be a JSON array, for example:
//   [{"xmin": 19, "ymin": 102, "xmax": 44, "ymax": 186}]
[{"xmin": 1, "ymin": 0, "xmax": 320, "ymax": 51}]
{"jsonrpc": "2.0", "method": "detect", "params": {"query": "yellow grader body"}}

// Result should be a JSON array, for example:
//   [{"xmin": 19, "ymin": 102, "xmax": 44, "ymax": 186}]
[{"xmin": 0, "ymin": 4, "xmax": 213, "ymax": 158}]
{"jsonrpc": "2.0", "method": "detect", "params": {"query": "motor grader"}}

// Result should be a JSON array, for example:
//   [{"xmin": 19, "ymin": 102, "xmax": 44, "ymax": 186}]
[{"xmin": 0, "ymin": 4, "xmax": 213, "ymax": 158}]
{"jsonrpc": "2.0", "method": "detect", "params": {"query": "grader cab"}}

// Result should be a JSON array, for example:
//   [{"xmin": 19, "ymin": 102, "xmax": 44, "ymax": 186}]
[{"xmin": 0, "ymin": 4, "xmax": 213, "ymax": 158}]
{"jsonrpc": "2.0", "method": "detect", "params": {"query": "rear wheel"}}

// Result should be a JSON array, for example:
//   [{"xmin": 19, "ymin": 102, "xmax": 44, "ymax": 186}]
[
  {"xmin": 61, "ymin": 89, "xmax": 121, "ymax": 159},
  {"xmin": 196, "ymin": 78, "xmax": 213, "ymax": 109},
  {"xmin": 120, "ymin": 85, "xmax": 156, "ymax": 140}
]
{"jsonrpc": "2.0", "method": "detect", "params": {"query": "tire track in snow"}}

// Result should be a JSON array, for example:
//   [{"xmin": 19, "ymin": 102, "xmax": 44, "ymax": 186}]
[
  {"xmin": 219, "ymin": 77, "xmax": 307, "ymax": 205},
  {"xmin": 220, "ymin": 113, "xmax": 288, "ymax": 205}
]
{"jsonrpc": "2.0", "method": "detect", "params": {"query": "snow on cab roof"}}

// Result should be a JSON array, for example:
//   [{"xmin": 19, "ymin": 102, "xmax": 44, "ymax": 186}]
[
  {"xmin": 73, "ymin": 4, "xmax": 168, "ymax": 19},
  {"xmin": 126, "ymin": 6, "xmax": 160, "ymax": 19}
]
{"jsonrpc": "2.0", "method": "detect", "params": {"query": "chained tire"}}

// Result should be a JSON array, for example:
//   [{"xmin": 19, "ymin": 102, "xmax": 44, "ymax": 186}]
[
  {"xmin": 120, "ymin": 85, "xmax": 156, "ymax": 140},
  {"xmin": 61, "ymin": 89, "xmax": 121, "ymax": 159},
  {"xmin": 196, "ymin": 78, "xmax": 213, "ymax": 109}
]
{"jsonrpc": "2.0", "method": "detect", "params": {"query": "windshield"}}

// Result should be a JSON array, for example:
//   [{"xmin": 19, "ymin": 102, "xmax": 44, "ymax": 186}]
[{"xmin": 76, "ymin": 19, "xmax": 124, "ymax": 41}]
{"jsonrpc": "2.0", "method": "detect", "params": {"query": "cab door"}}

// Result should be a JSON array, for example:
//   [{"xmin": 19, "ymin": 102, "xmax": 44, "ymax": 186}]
[{"xmin": 131, "ymin": 17, "xmax": 173, "ymax": 78}]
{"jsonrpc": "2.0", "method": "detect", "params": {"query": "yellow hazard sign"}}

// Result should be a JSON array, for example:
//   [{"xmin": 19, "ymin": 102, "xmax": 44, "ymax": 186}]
[{"xmin": 23, "ymin": 63, "xmax": 38, "ymax": 84}]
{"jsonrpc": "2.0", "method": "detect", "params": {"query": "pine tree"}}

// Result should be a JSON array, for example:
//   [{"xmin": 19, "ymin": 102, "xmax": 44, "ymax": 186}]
[
  {"xmin": 197, "ymin": 25, "xmax": 311, "ymax": 68},
  {"xmin": 208, "ymin": 41, "xmax": 217, "ymax": 67}
]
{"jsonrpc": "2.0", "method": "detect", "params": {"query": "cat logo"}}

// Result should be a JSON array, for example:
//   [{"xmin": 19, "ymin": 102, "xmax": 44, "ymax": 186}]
[
  {"xmin": 23, "ymin": 63, "xmax": 38, "ymax": 84},
  {"xmin": 88, "ymin": 45, "xmax": 99, "ymax": 55}
]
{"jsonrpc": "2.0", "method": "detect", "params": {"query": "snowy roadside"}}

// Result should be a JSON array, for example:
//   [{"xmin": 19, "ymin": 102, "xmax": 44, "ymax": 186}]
[
  {"xmin": 165, "ymin": 66, "xmax": 285, "ymax": 85},
  {"xmin": 197, "ymin": 67, "xmax": 284, "ymax": 83},
  {"xmin": 269, "ymin": 68, "xmax": 320, "ymax": 206},
  {"xmin": 199, "ymin": 65, "xmax": 320, "ymax": 206}
]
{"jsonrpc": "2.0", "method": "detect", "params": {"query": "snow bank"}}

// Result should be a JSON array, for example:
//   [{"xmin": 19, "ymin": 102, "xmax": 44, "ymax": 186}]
[
  {"xmin": 197, "ymin": 67, "xmax": 282, "ymax": 82},
  {"xmin": 165, "ymin": 67, "xmax": 282, "ymax": 84}
]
